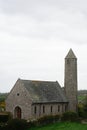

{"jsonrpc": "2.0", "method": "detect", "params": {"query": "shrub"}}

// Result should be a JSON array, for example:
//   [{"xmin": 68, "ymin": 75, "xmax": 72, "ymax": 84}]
[
  {"xmin": 28, "ymin": 120, "xmax": 38, "ymax": 127},
  {"xmin": 0, "ymin": 114, "xmax": 9, "ymax": 123},
  {"xmin": 0, "ymin": 112, "xmax": 12, "ymax": 123},
  {"xmin": 6, "ymin": 119, "xmax": 29, "ymax": 130},
  {"xmin": 78, "ymin": 106, "xmax": 85, "ymax": 118},
  {"xmin": 78, "ymin": 103, "xmax": 87, "ymax": 118},
  {"xmin": 37, "ymin": 115, "xmax": 60, "ymax": 125},
  {"xmin": 61, "ymin": 111, "xmax": 78, "ymax": 122}
]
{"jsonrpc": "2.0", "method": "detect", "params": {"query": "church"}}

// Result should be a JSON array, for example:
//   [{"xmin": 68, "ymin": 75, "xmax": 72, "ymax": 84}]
[{"xmin": 5, "ymin": 49, "xmax": 78, "ymax": 120}]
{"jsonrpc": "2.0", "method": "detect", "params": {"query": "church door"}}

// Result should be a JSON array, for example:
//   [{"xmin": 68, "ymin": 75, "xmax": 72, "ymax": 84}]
[{"xmin": 14, "ymin": 106, "xmax": 21, "ymax": 119}]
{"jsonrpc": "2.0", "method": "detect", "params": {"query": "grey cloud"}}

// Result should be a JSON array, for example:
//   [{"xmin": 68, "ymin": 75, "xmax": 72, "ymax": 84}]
[
  {"xmin": 0, "ymin": 0, "xmax": 87, "ymax": 92},
  {"xmin": 1, "ymin": 0, "xmax": 87, "ymax": 15},
  {"xmin": 0, "ymin": 0, "xmax": 87, "ymax": 44}
]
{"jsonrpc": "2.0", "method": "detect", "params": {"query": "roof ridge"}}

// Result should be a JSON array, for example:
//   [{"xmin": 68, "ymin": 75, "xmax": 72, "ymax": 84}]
[{"xmin": 19, "ymin": 79, "xmax": 57, "ymax": 83}]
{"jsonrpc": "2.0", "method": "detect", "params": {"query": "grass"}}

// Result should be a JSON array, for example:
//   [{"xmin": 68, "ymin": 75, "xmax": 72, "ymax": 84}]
[{"xmin": 28, "ymin": 122, "xmax": 87, "ymax": 130}]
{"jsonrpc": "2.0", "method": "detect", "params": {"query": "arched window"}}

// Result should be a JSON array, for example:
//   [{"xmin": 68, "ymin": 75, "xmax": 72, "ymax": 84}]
[
  {"xmin": 34, "ymin": 106, "xmax": 37, "ymax": 114},
  {"xmin": 65, "ymin": 105, "xmax": 67, "ymax": 112},
  {"xmin": 58, "ymin": 105, "xmax": 60, "ymax": 112},
  {"xmin": 43, "ymin": 106, "xmax": 45, "ymax": 113}
]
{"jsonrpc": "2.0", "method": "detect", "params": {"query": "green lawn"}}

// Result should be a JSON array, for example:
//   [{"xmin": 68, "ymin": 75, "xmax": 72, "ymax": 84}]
[{"xmin": 28, "ymin": 122, "xmax": 87, "ymax": 130}]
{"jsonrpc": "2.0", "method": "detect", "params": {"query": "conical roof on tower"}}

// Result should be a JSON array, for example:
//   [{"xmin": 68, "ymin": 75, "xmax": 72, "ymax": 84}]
[{"xmin": 65, "ymin": 49, "xmax": 77, "ymax": 59}]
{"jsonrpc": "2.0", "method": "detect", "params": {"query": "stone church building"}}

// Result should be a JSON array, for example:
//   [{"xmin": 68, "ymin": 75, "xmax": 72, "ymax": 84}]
[{"xmin": 6, "ymin": 49, "xmax": 78, "ymax": 120}]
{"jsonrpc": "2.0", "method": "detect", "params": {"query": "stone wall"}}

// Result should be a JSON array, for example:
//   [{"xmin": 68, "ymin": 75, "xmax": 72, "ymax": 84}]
[
  {"xmin": 31, "ymin": 103, "xmax": 68, "ymax": 119},
  {"xmin": 5, "ymin": 80, "xmax": 32, "ymax": 120},
  {"xmin": 64, "ymin": 50, "xmax": 78, "ymax": 112}
]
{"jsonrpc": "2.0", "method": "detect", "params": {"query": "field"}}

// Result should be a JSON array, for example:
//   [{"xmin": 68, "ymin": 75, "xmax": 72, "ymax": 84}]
[{"xmin": 28, "ymin": 122, "xmax": 87, "ymax": 130}]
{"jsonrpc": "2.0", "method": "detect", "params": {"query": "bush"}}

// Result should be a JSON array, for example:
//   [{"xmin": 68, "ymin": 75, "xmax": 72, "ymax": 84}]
[
  {"xmin": 0, "ymin": 115, "xmax": 9, "ymax": 123},
  {"xmin": 78, "ymin": 107, "xmax": 85, "ymax": 118},
  {"xmin": 61, "ymin": 111, "xmax": 78, "ymax": 122},
  {"xmin": 78, "ymin": 103, "xmax": 87, "ymax": 118},
  {"xmin": 28, "ymin": 120, "xmax": 38, "ymax": 127},
  {"xmin": 0, "ymin": 112, "xmax": 12, "ymax": 123},
  {"xmin": 6, "ymin": 119, "xmax": 29, "ymax": 130},
  {"xmin": 37, "ymin": 115, "xmax": 60, "ymax": 125}
]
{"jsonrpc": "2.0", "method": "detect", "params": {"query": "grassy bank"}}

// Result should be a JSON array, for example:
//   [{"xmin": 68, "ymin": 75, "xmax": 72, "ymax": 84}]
[{"xmin": 28, "ymin": 122, "xmax": 87, "ymax": 130}]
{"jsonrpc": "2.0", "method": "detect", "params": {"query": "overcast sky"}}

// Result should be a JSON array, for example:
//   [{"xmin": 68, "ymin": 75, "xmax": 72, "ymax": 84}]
[{"xmin": 0, "ymin": 0, "xmax": 87, "ymax": 92}]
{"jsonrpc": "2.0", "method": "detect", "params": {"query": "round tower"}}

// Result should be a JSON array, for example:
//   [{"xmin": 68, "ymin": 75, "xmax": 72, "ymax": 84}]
[{"xmin": 64, "ymin": 49, "xmax": 78, "ymax": 112}]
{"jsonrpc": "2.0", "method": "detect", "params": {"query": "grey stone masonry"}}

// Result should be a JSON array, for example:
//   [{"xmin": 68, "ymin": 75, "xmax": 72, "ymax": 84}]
[
  {"xmin": 5, "ymin": 49, "xmax": 78, "ymax": 120},
  {"xmin": 64, "ymin": 49, "xmax": 78, "ymax": 112},
  {"xmin": 6, "ymin": 79, "xmax": 33, "ymax": 120},
  {"xmin": 6, "ymin": 79, "xmax": 68, "ymax": 120}
]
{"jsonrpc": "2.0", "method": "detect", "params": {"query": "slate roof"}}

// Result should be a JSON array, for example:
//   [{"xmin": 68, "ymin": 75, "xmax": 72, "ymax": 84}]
[
  {"xmin": 20, "ymin": 79, "xmax": 68, "ymax": 103},
  {"xmin": 65, "ymin": 49, "xmax": 77, "ymax": 59}
]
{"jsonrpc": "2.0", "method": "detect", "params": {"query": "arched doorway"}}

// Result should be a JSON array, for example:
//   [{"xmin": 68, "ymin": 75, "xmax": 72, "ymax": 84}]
[{"xmin": 14, "ymin": 106, "xmax": 21, "ymax": 119}]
